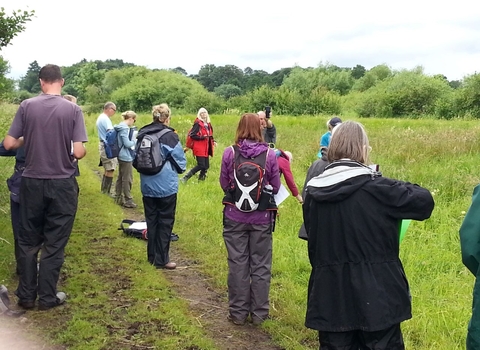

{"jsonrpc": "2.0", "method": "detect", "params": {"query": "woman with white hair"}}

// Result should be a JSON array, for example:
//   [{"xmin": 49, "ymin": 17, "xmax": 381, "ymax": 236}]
[
  {"xmin": 182, "ymin": 107, "xmax": 216, "ymax": 182},
  {"xmin": 304, "ymin": 121, "xmax": 434, "ymax": 349}
]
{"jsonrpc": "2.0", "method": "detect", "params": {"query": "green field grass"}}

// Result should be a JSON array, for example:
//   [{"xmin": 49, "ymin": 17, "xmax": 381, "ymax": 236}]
[{"xmin": 0, "ymin": 103, "xmax": 478, "ymax": 349}]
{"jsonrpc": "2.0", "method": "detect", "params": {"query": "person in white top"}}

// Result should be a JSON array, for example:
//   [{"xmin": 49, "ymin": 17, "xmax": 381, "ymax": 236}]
[{"xmin": 96, "ymin": 101, "xmax": 118, "ymax": 194}]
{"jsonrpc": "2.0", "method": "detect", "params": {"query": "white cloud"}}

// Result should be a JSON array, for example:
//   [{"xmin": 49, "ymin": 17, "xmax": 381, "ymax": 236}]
[{"xmin": 2, "ymin": 0, "xmax": 480, "ymax": 80}]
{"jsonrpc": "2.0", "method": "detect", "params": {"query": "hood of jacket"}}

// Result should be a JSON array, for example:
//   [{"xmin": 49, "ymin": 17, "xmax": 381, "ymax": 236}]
[
  {"xmin": 114, "ymin": 122, "xmax": 129, "ymax": 132},
  {"xmin": 137, "ymin": 122, "xmax": 171, "ymax": 138},
  {"xmin": 237, "ymin": 139, "xmax": 269, "ymax": 158},
  {"xmin": 306, "ymin": 159, "xmax": 379, "ymax": 203}
]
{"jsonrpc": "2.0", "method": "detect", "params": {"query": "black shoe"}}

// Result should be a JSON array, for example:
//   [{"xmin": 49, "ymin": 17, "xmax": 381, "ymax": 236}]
[
  {"xmin": 170, "ymin": 233, "xmax": 179, "ymax": 241},
  {"xmin": 18, "ymin": 300, "xmax": 35, "ymax": 309},
  {"xmin": 227, "ymin": 313, "xmax": 246, "ymax": 326},
  {"xmin": 38, "ymin": 292, "xmax": 66, "ymax": 311},
  {"xmin": 0, "ymin": 285, "xmax": 10, "ymax": 308}
]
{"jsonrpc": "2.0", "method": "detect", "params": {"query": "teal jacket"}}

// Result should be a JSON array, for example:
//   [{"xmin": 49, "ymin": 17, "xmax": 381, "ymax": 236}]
[
  {"xmin": 460, "ymin": 184, "xmax": 480, "ymax": 349},
  {"xmin": 114, "ymin": 122, "xmax": 136, "ymax": 162}
]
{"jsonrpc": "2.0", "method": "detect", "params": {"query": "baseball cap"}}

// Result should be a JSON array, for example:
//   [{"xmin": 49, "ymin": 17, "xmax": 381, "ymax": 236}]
[{"xmin": 329, "ymin": 117, "xmax": 342, "ymax": 127}]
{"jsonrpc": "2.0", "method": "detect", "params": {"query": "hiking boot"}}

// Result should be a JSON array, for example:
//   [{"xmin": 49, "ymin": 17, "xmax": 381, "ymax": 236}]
[
  {"xmin": 251, "ymin": 314, "xmax": 271, "ymax": 325},
  {"xmin": 181, "ymin": 170, "xmax": 194, "ymax": 183},
  {"xmin": 198, "ymin": 173, "xmax": 206, "ymax": 181},
  {"xmin": 123, "ymin": 200, "xmax": 137, "ymax": 208},
  {"xmin": 38, "ymin": 292, "xmax": 66, "ymax": 311},
  {"xmin": 227, "ymin": 313, "xmax": 246, "ymax": 326},
  {"xmin": 17, "ymin": 300, "xmax": 35, "ymax": 310},
  {"xmin": 2, "ymin": 308, "xmax": 26, "ymax": 318},
  {"xmin": 170, "ymin": 233, "xmax": 179, "ymax": 241},
  {"xmin": 156, "ymin": 262, "xmax": 176, "ymax": 270}
]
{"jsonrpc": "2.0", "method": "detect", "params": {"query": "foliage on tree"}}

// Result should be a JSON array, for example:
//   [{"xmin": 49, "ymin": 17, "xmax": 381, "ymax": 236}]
[
  {"xmin": 18, "ymin": 60, "xmax": 41, "ymax": 93},
  {"xmin": 352, "ymin": 64, "xmax": 393, "ymax": 92},
  {"xmin": 0, "ymin": 7, "xmax": 35, "ymax": 49},
  {"xmin": 283, "ymin": 64, "xmax": 354, "ymax": 96},
  {"xmin": 0, "ymin": 56, "xmax": 14, "ymax": 98},
  {"xmin": 351, "ymin": 64, "xmax": 366, "ymax": 79},
  {"xmin": 214, "ymin": 84, "xmax": 242, "ymax": 99},
  {"xmin": 111, "ymin": 70, "xmax": 213, "ymax": 112},
  {"xmin": 455, "ymin": 73, "xmax": 480, "ymax": 117},
  {"xmin": 270, "ymin": 67, "xmax": 292, "ymax": 86},
  {"xmin": 355, "ymin": 69, "xmax": 453, "ymax": 117},
  {"xmin": 171, "ymin": 67, "xmax": 188, "ymax": 75}
]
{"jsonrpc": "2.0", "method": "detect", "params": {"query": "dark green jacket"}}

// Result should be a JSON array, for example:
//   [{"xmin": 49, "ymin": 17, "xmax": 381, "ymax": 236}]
[{"xmin": 460, "ymin": 184, "xmax": 480, "ymax": 349}]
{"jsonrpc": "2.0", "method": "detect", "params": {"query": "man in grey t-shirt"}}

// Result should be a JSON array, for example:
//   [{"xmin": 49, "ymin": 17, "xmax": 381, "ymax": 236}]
[{"xmin": 4, "ymin": 64, "xmax": 88, "ymax": 311}]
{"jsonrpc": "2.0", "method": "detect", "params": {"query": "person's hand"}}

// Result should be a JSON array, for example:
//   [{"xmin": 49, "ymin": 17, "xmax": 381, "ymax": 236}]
[
  {"xmin": 296, "ymin": 194, "xmax": 303, "ymax": 204},
  {"xmin": 214, "ymin": 141, "xmax": 217, "ymax": 147}
]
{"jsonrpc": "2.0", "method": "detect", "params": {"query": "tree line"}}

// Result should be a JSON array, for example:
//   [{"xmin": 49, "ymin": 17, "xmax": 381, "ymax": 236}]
[{"xmin": 1, "ymin": 7, "xmax": 479, "ymax": 119}]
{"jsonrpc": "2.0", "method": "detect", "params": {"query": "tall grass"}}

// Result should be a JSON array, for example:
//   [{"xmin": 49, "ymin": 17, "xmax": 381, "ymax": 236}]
[{"xmin": 0, "ymin": 104, "xmax": 477, "ymax": 349}]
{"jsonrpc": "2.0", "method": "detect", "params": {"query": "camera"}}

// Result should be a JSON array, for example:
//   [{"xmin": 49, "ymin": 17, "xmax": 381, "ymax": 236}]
[{"xmin": 265, "ymin": 106, "xmax": 271, "ymax": 119}]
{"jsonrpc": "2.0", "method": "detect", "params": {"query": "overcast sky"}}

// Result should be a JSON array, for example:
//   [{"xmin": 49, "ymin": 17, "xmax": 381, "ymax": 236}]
[{"xmin": 2, "ymin": 0, "xmax": 480, "ymax": 81}]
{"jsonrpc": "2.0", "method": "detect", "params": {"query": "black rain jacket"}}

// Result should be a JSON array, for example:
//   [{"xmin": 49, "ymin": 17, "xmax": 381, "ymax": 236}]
[{"xmin": 303, "ymin": 160, "xmax": 434, "ymax": 332}]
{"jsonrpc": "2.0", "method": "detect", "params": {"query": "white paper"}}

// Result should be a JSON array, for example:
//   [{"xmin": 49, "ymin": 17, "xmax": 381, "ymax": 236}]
[
  {"xmin": 129, "ymin": 222, "xmax": 147, "ymax": 230},
  {"xmin": 274, "ymin": 184, "xmax": 290, "ymax": 205}
]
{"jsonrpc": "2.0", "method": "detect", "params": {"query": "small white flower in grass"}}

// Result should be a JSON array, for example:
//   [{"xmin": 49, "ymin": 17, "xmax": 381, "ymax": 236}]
[{"xmin": 461, "ymin": 211, "xmax": 466, "ymax": 215}]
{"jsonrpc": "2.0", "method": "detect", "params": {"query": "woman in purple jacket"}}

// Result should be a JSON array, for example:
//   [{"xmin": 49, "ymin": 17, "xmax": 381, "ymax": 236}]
[{"xmin": 219, "ymin": 113, "xmax": 281, "ymax": 326}]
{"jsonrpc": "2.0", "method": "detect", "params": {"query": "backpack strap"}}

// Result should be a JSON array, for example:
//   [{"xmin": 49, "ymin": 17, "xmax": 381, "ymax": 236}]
[{"xmin": 119, "ymin": 219, "xmax": 136, "ymax": 232}]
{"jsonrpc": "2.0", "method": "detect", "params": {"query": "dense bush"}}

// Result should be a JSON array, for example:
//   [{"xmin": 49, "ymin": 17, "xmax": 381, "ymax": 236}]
[
  {"xmin": 355, "ymin": 69, "xmax": 453, "ymax": 118},
  {"xmin": 111, "ymin": 70, "xmax": 211, "ymax": 112}
]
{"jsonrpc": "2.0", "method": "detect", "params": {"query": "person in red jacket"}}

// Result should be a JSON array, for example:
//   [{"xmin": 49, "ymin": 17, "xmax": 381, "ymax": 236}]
[
  {"xmin": 182, "ymin": 108, "xmax": 215, "ymax": 182},
  {"xmin": 275, "ymin": 149, "xmax": 303, "ymax": 203}
]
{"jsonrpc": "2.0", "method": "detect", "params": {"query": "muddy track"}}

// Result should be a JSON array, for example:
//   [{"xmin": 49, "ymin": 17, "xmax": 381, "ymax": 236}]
[{"xmin": 124, "ymin": 206, "xmax": 284, "ymax": 350}]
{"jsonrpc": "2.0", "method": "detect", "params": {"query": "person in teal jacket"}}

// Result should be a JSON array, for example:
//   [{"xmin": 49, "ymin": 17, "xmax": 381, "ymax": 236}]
[
  {"xmin": 460, "ymin": 184, "xmax": 480, "ymax": 349},
  {"xmin": 114, "ymin": 111, "xmax": 138, "ymax": 208}
]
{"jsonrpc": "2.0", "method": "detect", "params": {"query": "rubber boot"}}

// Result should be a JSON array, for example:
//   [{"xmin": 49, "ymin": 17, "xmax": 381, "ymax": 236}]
[
  {"xmin": 101, "ymin": 175, "xmax": 106, "ymax": 193},
  {"xmin": 181, "ymin": 170, "xmax": 194, "ymax": 183},
  {"xmin": 103, "ymin": 176, "xmax": 113, "ymax": 195}
]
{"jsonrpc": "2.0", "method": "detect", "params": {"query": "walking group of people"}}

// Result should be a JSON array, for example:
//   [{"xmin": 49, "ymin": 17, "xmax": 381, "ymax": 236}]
[{"xmin": 2, "ymin": 63, "xmax": 479, "ymax": 350}]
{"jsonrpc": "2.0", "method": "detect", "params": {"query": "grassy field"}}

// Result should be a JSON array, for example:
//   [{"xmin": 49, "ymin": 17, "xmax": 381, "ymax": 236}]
[{"xmin": 0, "ymin": 102, "xmax": 478, "ymax": 349}]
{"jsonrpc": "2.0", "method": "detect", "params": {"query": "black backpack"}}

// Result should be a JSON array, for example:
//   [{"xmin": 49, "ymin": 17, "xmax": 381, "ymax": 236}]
[
  {"xmin": 119, "ymin": 219, "xmax": 179, "ymax": 241},
  {"xmin": 226, "ymin": 145, "xmax": 268, "ymax": 212},
  {"xmin": 133, "ymin": 128, "xmax": 171, "ymax": 175}
]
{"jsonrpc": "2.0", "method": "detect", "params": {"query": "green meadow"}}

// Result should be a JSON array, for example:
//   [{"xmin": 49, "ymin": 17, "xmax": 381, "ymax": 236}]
[{"xmin": 0, "ymin": 102, "xmax": 478, "ymax": 349}]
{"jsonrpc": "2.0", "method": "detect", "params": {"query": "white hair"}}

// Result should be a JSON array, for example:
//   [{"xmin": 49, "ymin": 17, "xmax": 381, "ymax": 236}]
[{"xmin": 284, "ymin": 151, "xmax": 293, "ymax": 163}]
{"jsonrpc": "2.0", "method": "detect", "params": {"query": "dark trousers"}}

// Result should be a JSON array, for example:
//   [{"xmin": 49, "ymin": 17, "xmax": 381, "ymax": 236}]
[
  {"xmin": 222, "ymin": 217, "xmax": 272, "ymax": 322},
  {"xmin": 10, "ymin": 198, "xmax": 21, "ymax": 270},
  {"xmin": 318, "ymin": 324, "xmax": 405, "ymax": 350},
  {"xmin": 16, "ymin": 177, "xmax": 78, "ymax": 307},
  {"xmin": 190, "ymin": 156, "xmax": 209, "ymax": 177},
  {"xmin": 143, "ymin": 194, "xmax": 177, "ymax": 267}
]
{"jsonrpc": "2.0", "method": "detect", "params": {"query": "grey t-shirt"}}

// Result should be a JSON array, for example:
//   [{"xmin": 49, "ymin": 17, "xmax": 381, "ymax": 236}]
[{"xmin": 8, "ymin": 94, "xmax": 88, "ymax": 179}]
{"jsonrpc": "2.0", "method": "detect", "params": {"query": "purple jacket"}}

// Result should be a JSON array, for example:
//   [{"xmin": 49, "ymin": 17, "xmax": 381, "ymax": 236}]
[{"xmin": 220, "ymin": 139, "xmax": 280, "ymax": 225}]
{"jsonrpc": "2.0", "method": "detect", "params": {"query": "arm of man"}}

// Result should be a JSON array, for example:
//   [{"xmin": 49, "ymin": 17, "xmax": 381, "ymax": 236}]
[
  {"xmin": 3, "ymin": 135, "xmax": 24, "ymax": 150},
  {"xmin": 0, "ymin": 140, "xmax": 17, "ymax": 156},
  {"xmin": 73, "ymin": 142, "xmax": 86, "ymax": 159}
]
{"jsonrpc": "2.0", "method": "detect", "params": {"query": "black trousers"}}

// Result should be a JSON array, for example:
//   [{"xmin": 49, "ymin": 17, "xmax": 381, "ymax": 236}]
[
  {"xmin": 319, "ymin": 324, "xmax": 404, "ymax": 350},
  {"xmin": 143, "ymin": 194, "xmax": 177, "ymax": 267},
  {"xmin": 16, "ymin": 177, "xmax": 78, "ymax": 307},
  {"xmin": 190, "ymin": 156, "xmax": 209, "ymax": 177},
  {"xmin": 10, "ymin": 198, "xmax": 21, "ymax": 266}
]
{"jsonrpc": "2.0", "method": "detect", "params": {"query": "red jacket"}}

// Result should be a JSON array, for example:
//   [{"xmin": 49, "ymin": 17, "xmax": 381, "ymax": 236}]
[
  {"xmin": 189, "ymin": 118, "xmax": 214, "ymax": 157},
  {"xmin": 277, "ymin": 151, "xmax": 299, "ymax": 197}
]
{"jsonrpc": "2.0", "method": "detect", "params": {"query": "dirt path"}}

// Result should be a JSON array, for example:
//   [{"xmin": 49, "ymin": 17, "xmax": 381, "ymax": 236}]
[{"xmin": 124, "ymin": 207, "xmax": 284, "ymax": 350}]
